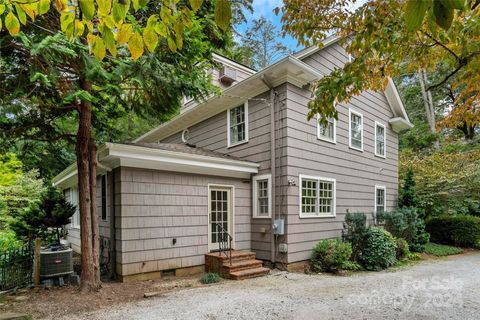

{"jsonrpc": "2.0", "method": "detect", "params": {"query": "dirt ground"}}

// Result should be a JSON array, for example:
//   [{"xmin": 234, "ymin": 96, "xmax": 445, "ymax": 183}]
[
  {"xmin": 0, "ymin": 275, "xmax": 204, "ymax": 319},
  {"xmin": 1, "ymin": 251, "xmax": 478, "ymax": 320}
]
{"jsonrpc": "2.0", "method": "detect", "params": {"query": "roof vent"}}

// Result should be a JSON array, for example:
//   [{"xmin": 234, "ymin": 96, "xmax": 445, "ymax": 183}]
[{"xmin": 219, "ymin": 66, "xmax": 237, "ymax": 86}]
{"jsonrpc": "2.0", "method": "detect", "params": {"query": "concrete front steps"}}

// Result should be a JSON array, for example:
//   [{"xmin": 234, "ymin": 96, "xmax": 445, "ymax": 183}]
[{"xmin": 205, "ymin": 250, "xmax": 270, "ymax": 280}]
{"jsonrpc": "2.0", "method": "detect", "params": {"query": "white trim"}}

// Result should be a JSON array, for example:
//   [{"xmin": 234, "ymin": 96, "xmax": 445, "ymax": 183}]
[
  {"xmin": 227, "ymin": 101, "xmax": 249, "ymax": 148},
  {"xmin": 298, "ymin": 174, "xmax": 336, "ymax": 218},
  {"xmin": 374, "ymin": 185, "xmax": 387, "ymax": 213},
  {"xmin": 252, "ymin": 174, "xmax": 272, "ymax": 219},
  {"xmin": 293, "ymin": 35, "xmax": 341, "ymax": 59},
  {"xmin": 316, "ymin": 114, "xmax": 336, "ymax": 144},
  {"xmin": 133, "ymin": 55, "xmax": 322, "ymax": 143},
  {"xmin": 374, "ymin": 121, "xmax": 387, "ymax": 159},
  {"xmin": 207, "ymin": 184, "xmax": 235, "ymax": 252},
  {"xmin": 212, "ymin": 53, "xmax": 257, "ymax": 74},
  {"xmin": 348, "ymin": 108, "xmax": 364, "ymax": 152},
  {"xmin": 70, "ymin": 187, "xmax": 80, "ymax": 229},
  {"xmin": 389, "ymin": 117, "xmax": 414, "ymax": 133}
]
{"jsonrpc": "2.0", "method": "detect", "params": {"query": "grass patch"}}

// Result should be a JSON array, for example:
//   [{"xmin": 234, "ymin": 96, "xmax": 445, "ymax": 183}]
[
  {"xmin": 200, "ymin": 273, "xmax": 221, "ymax": 284},
  {"xmin": 424, "ymin": 242, "xmax": 464, "ymax": 257}
]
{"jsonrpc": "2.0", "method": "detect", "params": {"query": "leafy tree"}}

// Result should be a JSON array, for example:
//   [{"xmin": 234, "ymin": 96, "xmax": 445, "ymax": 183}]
[
  {"xmin": 277, "ymin": 0, "xmax": 480, "ymax": 128},
  {"xmin": 241, "ymin": 16, "xmax": 290, "ymax": 70},
  {"xmin": 0, "ymin": 1, "xmax": 238, "ymax": 291},
  {"xmin": 398, "ymin": 167, "xmax": 419, "ymax": 208}
]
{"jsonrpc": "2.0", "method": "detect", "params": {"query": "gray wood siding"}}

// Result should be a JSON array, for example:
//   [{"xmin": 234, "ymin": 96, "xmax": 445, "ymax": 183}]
[
  {"xmin": 115, "ymin": 167, "xmax": 252, "ymax": 276},
  {"xmin": 284, "ymin": 43, "xmax": 400, "ymax": 263},
  {"xmin": 161, "ymin": 85, "xmax": 289, "ymax": 261},
  {"xmin": 66, "ymin": 172, "xmax": 114, "ymax": 255}
]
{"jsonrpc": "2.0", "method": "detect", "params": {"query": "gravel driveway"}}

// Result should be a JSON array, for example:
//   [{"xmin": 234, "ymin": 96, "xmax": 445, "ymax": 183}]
[{"xmin": 66, "ymin": 252, "xmax": 480, "ymax": 320}]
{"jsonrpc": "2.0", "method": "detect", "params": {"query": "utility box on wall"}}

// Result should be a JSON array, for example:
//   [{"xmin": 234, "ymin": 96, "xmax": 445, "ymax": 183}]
[
  {"xmin": 278, "ymin": 243, "xmax": 288, "ymax": 253},
  {"xmin": 273, "ymin": 218, "xmax": 284, "ymax": 235}
]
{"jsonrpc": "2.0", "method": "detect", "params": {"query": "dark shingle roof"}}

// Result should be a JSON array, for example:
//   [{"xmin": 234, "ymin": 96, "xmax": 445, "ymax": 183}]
[{"xmin": 122, "ymin": 142, "xmax": 243, "ymax": 161}]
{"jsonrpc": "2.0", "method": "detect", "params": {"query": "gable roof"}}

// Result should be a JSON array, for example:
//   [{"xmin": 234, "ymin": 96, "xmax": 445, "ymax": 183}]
[
  {"xmin": 294, "ymin": 36, "xmax": 412, "ymax": 132},
  {"xmin": 134, "ymin": 55, "xmax": 322, "ymax": 143}
]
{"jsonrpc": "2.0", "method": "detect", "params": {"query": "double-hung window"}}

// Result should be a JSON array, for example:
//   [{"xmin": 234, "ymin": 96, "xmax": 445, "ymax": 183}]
[
  {"xmin": 375, "ymin": 185, "xmax": 386, "ymax": 213},
  {"xmin": 375, "ymin": 122, "xmax": 386, "ymax": 158},
  {"xmin": 317, "ymin": 114, "xmax": 336, "ymax": 143},
  {"xmin": 299, "ymin": 175, "xmax": 336, "ymax": 218},
  {"xmin": 227, "ymin": 102, "xmax": 248, "ymax": 147},
  {"xmin": 252, "ymin": 174, "xmax": 272, "ymax": 218},
  {"xmin": 349, "ymin": 109, "xmax": 363, "ymax": 151},
  {"xmin": 71, "ymin": 187, "xmax": 80, "ymax": 228},
  {"xmin": 101, "ymin": 175, "xmax": 107, "ymax": 221}
]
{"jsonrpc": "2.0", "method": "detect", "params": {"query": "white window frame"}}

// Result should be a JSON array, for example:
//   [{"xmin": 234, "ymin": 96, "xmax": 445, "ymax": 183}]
[
  {"xmin": 101, "ymin": 175, "xmax": 108, "ymax": 221},
  {"xmin": 227, "ymin": 101, "xmax": 249, "ymax": 148},
  {"xmin": 374, "ymin": 185, "xmax": 387, "ymax": 213},
  {"xmin": 374, "ymin": 121, "xmax": 387, "ymax": 158},
  {"xmin": 71, "ymin": 187, "xmax": 80, "ymax": 229},
  {"xmin": 316, "ymin": 114, "xmax": 336, "ymax": 144},
  {"xmin": 299, "ymin": 174, "xmax": 336, "ymax": 218},
  {"xmin": 349, "ymin": 108, "xmax": 364, "ymax": 152},
  {"xmin": 252, "ymin": 174, "xmax": 272, "ymax": 219}
]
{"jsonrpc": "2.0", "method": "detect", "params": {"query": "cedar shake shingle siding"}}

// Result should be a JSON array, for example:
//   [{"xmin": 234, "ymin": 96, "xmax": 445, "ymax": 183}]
[
  {"xmin": 115, "ymin": 168, "xmax": 251, "ymax": 277},
  {"xmin": 283, "ymin": 43, "xmax": 399, "ymax": 263}
]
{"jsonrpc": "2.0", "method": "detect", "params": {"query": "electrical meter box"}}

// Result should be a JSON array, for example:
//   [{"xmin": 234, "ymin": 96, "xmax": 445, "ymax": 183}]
[{"xmin": 273, "ymin": 218, "xmax": 285, "ymax": 235}]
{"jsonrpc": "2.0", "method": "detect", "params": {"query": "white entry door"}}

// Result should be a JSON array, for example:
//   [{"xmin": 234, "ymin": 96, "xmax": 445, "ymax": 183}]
[{"xmin": 208, "ymin": 186, "xmax": 233, "ymax": 252}]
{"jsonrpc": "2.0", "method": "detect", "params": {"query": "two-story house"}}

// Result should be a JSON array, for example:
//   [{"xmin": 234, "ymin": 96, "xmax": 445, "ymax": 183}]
[{"xmin": 53, "ymin": 36, "xmax": 412, "ymax": 281}]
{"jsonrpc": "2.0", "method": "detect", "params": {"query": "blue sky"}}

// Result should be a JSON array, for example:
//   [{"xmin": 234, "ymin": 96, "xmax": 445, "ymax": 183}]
[
  {"xmin": 235, "ymin": 0, "xmax": 368, "ymax": 55},
  {"xmin": 236, "ymin": 0, "xmax": 302, "ymax": 53}
]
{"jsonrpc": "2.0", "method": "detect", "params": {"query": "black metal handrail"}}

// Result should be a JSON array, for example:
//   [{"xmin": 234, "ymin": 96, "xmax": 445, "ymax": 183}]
[{"xmin": 214, "ymin": 222, "xmax": 233, "ymax": 265}]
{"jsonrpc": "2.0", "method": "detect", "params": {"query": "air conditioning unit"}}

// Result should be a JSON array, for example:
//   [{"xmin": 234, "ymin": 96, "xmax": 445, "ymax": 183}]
[
  {"xmin": 219, "ymin": 66, "xmax": 237, "ymax": 86},
  {"xmin": 40, "ymin": 246, "xmax": 73, "ymax": 278}
]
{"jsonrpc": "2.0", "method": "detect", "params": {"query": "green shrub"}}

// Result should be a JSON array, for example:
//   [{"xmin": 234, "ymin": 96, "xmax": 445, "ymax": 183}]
[
  {"xmin": 426, "ymin": 215, "xmax": 480, "ymax": 248},
  {"xmin": 342, "ymin": 212, "xmax": 368, "ymax": 261},
  {"xmin": 360, "ymin": 227, "xmax": 397, "ymax": 271},
  {"xmin": 200, "ymin": 273, "xmax": 221, "ymax": 284},
  {"xmin": 311, "ymin": 239, "xmax": 359, "ymax": 273},
  {"xmin": 377, "ymin": 207, "xmax": 429, "ymax": 252},
  {"xmin": 424, "ymin": 242, "xmax": 464, "ymax": 256},
  {"xmin": 395, "ymin": 238, "xmax": 410, "ymax": 260}
]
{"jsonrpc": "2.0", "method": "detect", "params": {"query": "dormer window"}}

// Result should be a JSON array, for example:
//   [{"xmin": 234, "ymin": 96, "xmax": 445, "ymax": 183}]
[{"xmin": 227, "ymin": 102, "xmax": 249, "ymax": 147}]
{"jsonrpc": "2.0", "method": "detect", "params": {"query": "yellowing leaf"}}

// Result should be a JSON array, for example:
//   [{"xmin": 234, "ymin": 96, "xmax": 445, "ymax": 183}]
[
  {"xmin": 102, "ymin": 26, "xmax": 117, "ymax": 56},
  {"xmin": 15, "ymin": 5, "xmax": 27, "ymax": 25},
  {"xmin": 117, "ymin": 23, "xmax": 133, "ymax": 44},
  {"xmin": 92, "ymin": 36, "xmax": 106, "ymax": 60},
  {"xmin": 404, "ymin": 0, "xmax": 431, "ymax": 31},
  {"xmin": 167, "ymin": 36, "xmax": 177, "ymax": 52},
  {"xmin": 189, "ymin": 0, "xmax": 203, "ymax": 12},
  {"xmin": 143, "ymin": 26, "xmax": 158, "ymax": 52},
  {"xmin": 214, "ymin": 0, "xmax": 231, "ymax": 32},
  {"xmin": 0, "ymin": 18, "xmax": 3, "ymax": 32},
  {"xmin": 55, "ymin": 0, "xmax": 69, "ymax": 12},
  {"xmin": 128, "ymin": 31, "xmax": 144, "ymax": 61},
  {"xmin": 176, "ymin": 34, "xmax": 183, "ymax": 51},
  {"xmin": 103, "ymin": 15, "xmax": 116, "ymax": 29},
  {"xmin": 74, "ymin": 19, "xmax": 85, "ymax": 37},
  {"xmin": 97, "ymin": 0, "xmax": 112, "ymax": 16},
  {"xmin": 154, "ymin": 22, "xmax": 167, "ymax": 37},
  {"xmin": 0, "ymin": 4, "xmax": 6, "ymax": 15},
  {"xmin": 20, "ymin": 4, "xmax": 37, "ymax": 21},
  {"xmin": 60, "ymin": 12, "xmax": 75, "ymax": 33},
  {"xmin": 5, "ymin": 12, "xmax": 20, "ymax": 35},
  {"xmin": 79, "ymin": 0, "xmax": 95, "ymax": 21},
  {"xmin": 112, "ymin": 0, "xmax": 129, "ymax": 23},
  {"xmin": 39, "ymin": 0, "xmax": 50, "ymax": 15},
  {"xmin": 132, "ymin": 0, "xmax": 140, "ymax": 11}
]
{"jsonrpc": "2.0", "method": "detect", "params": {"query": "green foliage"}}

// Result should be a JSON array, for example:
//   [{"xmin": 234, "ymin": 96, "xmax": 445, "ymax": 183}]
[
  {"xmin": 342, "ymin": 212, "xmax": 368, "ymax": 261},
  {"xmin": 0, "ymin": 153, "xmax": 22, "ymax": 186},
  {"xmin": 395, "ymin": 238, "xmax": 410, "ymax": 261},
  {"xmin": 311, "ymin": 239, "xmax": 359, "ymax": 273},
  {"xmin": 200, "ymin": 272, "xmax": 221, "ymax": 284},
  {"xmin": 401, "ymin": 149, "xmax": 480, "ymax": 216},
  {"xmin": 0, "ymin": 229, "xmax": 22, "ymax": 251},
  {"xmin": 377, "ymin": 207, "xmax": 430, "ymax": 252},
  {"xmin": 9, "ymin": 187, "xmax": 75, "ymax": 243},
  {"xmin": 426, "ymin": 215, "xmax": 480, "ymax": 248},
  {"xmin": 398, "ymin": 168, "xmax": 419, "ymax": 208},
  {"xmin": 424, "ymin": 242, "xmax": 464, "ymax": 257},
  {"xmin": 359, "ymin": 227, "xmax": 397, "ymax": 271}
]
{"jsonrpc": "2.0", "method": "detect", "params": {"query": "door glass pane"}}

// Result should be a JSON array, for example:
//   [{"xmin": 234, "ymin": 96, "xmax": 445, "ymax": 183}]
[{"xmin": 210, "ymin": 190, "xmax": 229, "ymax": 245}]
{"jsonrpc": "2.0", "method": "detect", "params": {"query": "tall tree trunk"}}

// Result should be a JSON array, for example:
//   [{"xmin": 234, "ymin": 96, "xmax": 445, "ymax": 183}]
[
  {"xmin": 89, "ymin": 138, "xmax": 101, "ymax": 286},
  {"xmin": 418, "ymin": 69, "xmax": 436, "ymax": 134},
  {"xmin": 76, "ymin": 86, "xmax": 95, "ymax": 291}
]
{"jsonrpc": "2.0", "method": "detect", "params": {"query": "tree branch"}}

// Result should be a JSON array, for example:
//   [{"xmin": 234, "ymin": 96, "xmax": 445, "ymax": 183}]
[
  {"xmin": 421, "ymin": 31, "xmax": 461, "ymax": 62},
  {"xmin": 427, "ymin": 63, "xmax": 464, "ymax": 91}
]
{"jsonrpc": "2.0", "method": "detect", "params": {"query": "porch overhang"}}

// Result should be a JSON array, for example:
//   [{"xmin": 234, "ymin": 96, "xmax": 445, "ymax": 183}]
[{"xmin": 53, "ymin": 143, "xmax": 259, "ymax": 189}]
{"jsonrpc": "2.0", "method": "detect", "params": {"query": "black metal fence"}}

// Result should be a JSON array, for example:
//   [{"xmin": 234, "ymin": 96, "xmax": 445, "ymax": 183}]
[{"xmin": 0, "ymin": 243, "xmax": 33, "ymax": 291}]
